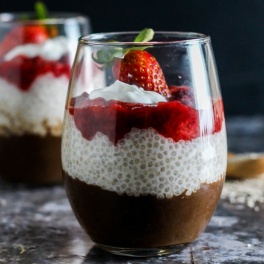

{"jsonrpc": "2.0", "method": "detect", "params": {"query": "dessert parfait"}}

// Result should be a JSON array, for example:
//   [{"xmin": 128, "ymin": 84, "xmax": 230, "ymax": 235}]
[
  {"xmin": 62, "ymin": 29, "xmax": 227, "ymax": 256},
  {"xmin": 0, "ymin": 2, "xmax": 89, "ymax": 184}
]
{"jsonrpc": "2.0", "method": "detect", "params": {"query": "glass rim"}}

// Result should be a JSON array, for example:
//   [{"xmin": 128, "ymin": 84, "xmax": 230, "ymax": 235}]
[
  {"xmin": 0, "ymin": 12, "xmax": 88, "ymax": 25},
  {"xmin": 79, "ymin": 31, "xmax": 211, "ymax": 46}
]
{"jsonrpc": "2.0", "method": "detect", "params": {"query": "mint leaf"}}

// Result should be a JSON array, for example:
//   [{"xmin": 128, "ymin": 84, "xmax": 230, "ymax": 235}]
[
  {"xmin": 35, "ymin": 1, "xmax": 48, "ymax": 20},
  {"xmin": 134, "ymin": 28, "xmax": 154, "ymax": 42},
  {"xmin": 92, "ymin": 28, "xmax": 155, "ymax": 69}
]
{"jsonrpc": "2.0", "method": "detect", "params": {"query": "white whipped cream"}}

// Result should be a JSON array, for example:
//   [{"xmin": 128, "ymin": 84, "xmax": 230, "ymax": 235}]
[
  {"xmin": 4, "ymin": 36, "xmax": 72, "ymax": 61},
  {"xmin": 89, "ymin": 80, "xmax": 166, "ymax": 104}
]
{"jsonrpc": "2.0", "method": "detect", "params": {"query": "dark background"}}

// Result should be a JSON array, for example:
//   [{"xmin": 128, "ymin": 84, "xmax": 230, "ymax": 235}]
[{"xmin": 1, "ymin": 0, "xmax": 264, "ymax": 117}]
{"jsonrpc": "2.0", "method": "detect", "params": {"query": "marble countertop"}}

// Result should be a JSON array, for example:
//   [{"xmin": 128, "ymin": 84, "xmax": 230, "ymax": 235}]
[{"xmin": 1, "ymin": 116, "xmax": 264, "ymax": 263}]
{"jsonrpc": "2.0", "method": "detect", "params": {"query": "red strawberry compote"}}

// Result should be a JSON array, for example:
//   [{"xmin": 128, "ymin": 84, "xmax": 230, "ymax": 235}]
[
  {"xmin": 0, "ymin": 16, "xmax": 88, "ymax": 184},
  {"xmin": 62, "ymin": 80, "xmax": 227, "ymax": 249}
]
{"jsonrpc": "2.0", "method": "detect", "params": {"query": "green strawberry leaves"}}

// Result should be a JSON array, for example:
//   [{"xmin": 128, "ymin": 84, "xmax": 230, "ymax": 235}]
[
  {"xmin": 92, "ymin": 28, "xmax": 154, "ymax": 70},
  {"xmin": 92, "ymin": 47, "xmax": 124, "ymax": 69}
]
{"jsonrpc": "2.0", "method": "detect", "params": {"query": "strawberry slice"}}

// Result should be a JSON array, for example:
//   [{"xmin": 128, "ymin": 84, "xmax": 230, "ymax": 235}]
[
  {"xmin": 112, "ymin": 50, "xmax": 171, "ymax": 97},
  {"xmin": 0, "ymin": 25, "xmax": 49, "ymax": 57}
]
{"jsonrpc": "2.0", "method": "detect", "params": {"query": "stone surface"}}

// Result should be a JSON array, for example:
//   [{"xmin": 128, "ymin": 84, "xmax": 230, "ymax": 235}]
[
  {"xmin": 0, "ymin": 183, "xmax": 263, "ymax": 263},
  {"xmin": 0, "ymin": 116, "xmax": 264, "ymax": 263}
]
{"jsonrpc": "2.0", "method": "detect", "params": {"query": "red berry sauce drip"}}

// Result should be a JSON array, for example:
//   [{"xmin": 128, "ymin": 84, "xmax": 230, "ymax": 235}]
[
  {"xmin": 68, "ymin": 90, "xmax": 224, "ymax": 145},
  {"xmin": 0, "ymin": 54, "xmax": 71, "ymax": 91}
]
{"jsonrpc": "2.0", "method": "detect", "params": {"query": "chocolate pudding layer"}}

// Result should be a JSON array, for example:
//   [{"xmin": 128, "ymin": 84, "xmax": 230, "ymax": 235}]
[
  {"xmin": 64, "ymin": 173, "xmax": 224, "ymax": 248},
  {"xmin": 0, "ymin": 135, "xmax": 62, "ymax": 184}
]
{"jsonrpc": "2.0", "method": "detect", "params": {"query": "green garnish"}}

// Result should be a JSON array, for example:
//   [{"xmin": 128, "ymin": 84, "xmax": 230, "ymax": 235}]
[
  {"xmin": 35, "ymin": 1, "xmax": 48, "ymax": 20},
  {"xmin": 92, "ymin": 28, "xmax": 154, "ymax": 69},
  {"xmin": 134, "ymin": 28, "xmax": 154, "ymax": 42}
]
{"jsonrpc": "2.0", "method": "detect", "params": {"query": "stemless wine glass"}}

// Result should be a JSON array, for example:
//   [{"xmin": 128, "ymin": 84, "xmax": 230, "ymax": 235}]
[
  {"xmin": 62, "ymin": 31, "xmax": 227, "ymax": 257},
  {"xmin": 0, "ymin": 13, "xmax": 90, "ymax": 184}
]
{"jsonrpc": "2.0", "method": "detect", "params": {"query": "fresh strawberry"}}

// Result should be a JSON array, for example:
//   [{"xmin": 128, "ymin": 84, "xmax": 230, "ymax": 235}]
[
  {"xmin": 0, "ymin": 1, "xmax": 53, "ymax": 58},
  {"xmin": 92, "ymin": 28, "xmax": 171, "ymax": 98},
  {"xmin": 112, "ymin": 50, "xmax": 171, "ymax": 98},
  {"xmin": 16, "ymin": 25, "xmax": 49, "ymax": 43},
  {"xmin": 0, "ymin": 25, "xmax": 49, "ymax": 57}
]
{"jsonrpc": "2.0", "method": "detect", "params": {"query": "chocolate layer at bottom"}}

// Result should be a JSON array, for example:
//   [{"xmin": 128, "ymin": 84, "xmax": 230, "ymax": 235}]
[
  {"xmin": 0, "ymin": 135, "xmax": 62, "ymax": 184},
  {"xmin": 64, "ymin": 173, "xmax": 224, "ymax": 248}
]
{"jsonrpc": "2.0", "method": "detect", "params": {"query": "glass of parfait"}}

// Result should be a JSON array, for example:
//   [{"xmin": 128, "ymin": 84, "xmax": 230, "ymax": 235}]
[
  {"xmin": 62, "ymin": 29, "xmax": 227, "ymax": 257},
  {"xmin": 0, "ymin": 7, "xmax": 90, "ymax": 184}
]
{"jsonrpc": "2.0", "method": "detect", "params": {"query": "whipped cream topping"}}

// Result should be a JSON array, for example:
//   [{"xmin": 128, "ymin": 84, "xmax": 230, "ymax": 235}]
[
  {"xmin": 4, "ymin": 36, "xmax": 72, "ymax": 61},
  {"xmin": 89, "ymin": 80, "xmax": 167, "ymax": 104}
]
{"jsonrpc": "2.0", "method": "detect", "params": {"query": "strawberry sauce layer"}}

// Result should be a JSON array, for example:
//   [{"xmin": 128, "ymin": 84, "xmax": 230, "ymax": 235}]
[
  {"xmin": 0, "ymin": 55, "xmax": 71, "ymax": 91},
  {"xmin": 68, "ymin": 92, "xmax": 224, "ymax": 145}
]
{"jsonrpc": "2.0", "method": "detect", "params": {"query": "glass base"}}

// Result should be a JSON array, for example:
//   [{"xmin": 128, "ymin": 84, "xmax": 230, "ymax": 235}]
[{"xmin": 97, "ymin": 243, "xmax": 188, "ymax": 257}]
